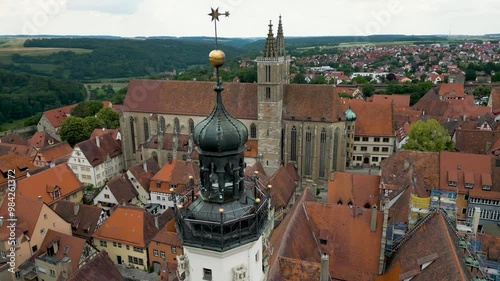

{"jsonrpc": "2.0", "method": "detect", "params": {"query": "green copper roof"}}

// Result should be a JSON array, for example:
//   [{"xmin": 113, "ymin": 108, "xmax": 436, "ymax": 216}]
[{"xmin": 345, "ymin": 107, "xmax": 357, "ymax": 121}]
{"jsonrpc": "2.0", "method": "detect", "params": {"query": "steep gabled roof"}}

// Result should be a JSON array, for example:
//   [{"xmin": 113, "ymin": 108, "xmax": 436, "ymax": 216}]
[
  {"xmin": 36, "ymin": 141, "xmax": 73, "ymax": 162},
  {"xmin": 387, "ymin": 212, "xmax": 471, "ymax": 281},
  {"xmin": 0, "ymin": 154, "xmax": 36, "ymax": 186},
  {"xmin": 91, "ymin": 128, "xmax": 120, "ymax": 140},
  {"xmin": 0, "ymin": 133, "xmax": 29, "ymax": 146},
  {"xmin": 128, "ymin": 158, "xmax": 161, "ymax": 192},
  {"xmin": 0, "ymin": 196, "xmax": 45, "ymax": 238},
  {"xmin": 327, "ymin": 171, "xmax": 380, "ymax": 208},
  {"xmin": 93, "ymin": 205, "xmax": 158, "ymax": 247},
  {"xmin": 123, "ymin": 79, "xmax": 258, "ymax": 119},
  {"xmin": 341, "ymin": 99, "xmax": 394, "ymax": 136},
  {"xmin": 37, "ymin": 229, "xmax": 87, "ymax": 273},
  {"xmin": 283, "ymin": 84, "xmax": 343, "ymax": 122},
  {"xmin": 75, "ymin": 134, "xmax": 122, "ymax": 167},
  {"xmin": 105, "ymin": 175, "xmax": 138, "ymax": 204},
  {"xmin": 455, "ymin": 129, "xmax": 500, "ymax": 155},
  {"xmin": 66, "ymin": 250, "xmax": 124, "ymax": 281},
  {"xmin": 149, "ymin": 160, "xmax": 199, "ymax": 193},
  {"xmin": 268, "ymin": 166, "xmax": 297, "ymax": 209},
  {"xmin": 42, "ymin": 104, "xmax": 77, "ymax": 128},
  {"xmin": 17, "ymin": 164, "xmax": 83, "ymax": 205},
  {"xmin": 372, "ymin": 94, "xmax": 410, "ymax": 108},
  {"xmin": 29, "ymin": 132, "xmax": 60, "ymax": 148},
  {"xmin": 54, "ymin": 201, "xmax": 104, "ymax": 238}
]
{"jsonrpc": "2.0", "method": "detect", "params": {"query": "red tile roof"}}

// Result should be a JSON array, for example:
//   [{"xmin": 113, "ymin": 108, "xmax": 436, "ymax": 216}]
[
  {"xmin": 105, "ymin": 175, "xmax": 139, "ymax": 204},
  {"xmin": 268, "ymin": 166, "xmax": 297, "ymax": 209},
  {"xmin": 91, "ymin": 128, "xmax": 120, "ymax": 140},
  {"xmin": 93, "ymin": 205, "xmax": 158, "ymax": 247},
  {"xmin": 491, "ymin": 88, "xmax": 500, "ymax": 114},
  {"xmin": 75, "ymin": 134, "xmax": 122, "ymax": 167},
  {"xmin": 269, "ymin": 189, "xmax": 384, "ymax": 281},
  {"xmin": 438, "ymin": 83, "xmax": 465, "ymax": 97},
  {"xmin": 372, "ymin": 94, "xmax": 410, "ymax": 108},
  {"xmin": 150, "ymin": 219, "xmax": 181, "ymax": 247},
  {"xmin": 29, "ymin": 132, "xmax": 60, "ymax": 148},
  {"xmin": 283, "ymin": 84, "xmax": 343, "ymax": 122},
  {"xmin": 0, "ymin": 154, "xmax": 36, "ymax": 186},
  {"xmin": 54, "ymin": 201, "xmax": 104, "ymax": 239},
  {"xmin": 0, "ymin": 134, "xmax": 29, "ymax": 146},
  {"xmin": 123, "ymin": 80, "xmax": 258, "ymax": 119},
  {"xmin": 37, "ymin": 229, "xmax": 87, "ymax": 273},
  {"xmin": 66, "ymin": 250, "xmax": 124, "ymax": 281},
  {"xmin": 455, "ymin": 129, "xmax": 500, "ymax": 155},
  {"xmin": 150, "ymin": 160, "xmax": 199, "ymax": 194},
  {"xmin": 439, "ymin": 151, "xmax": 496, "ymax": 196},
  {"xmin": 34, "ymin": 141, "xmax": 73, "ymax": 163},
  {"xmin": 341, "ymin": 99, "xmax": 394, "ymax": 136},
  {"xmin": 43, "ymin": 104, "xmax": 77, "ymax": 128},
  {"xmin": 128, "ymin": 158, "xmax": 161, "ymax": 192},
  {"xmin": 387, "ymin": 212, "xmax": 471, "ymax": 281},
  {"xmin": 17, "ymin": 164, "xmax": 83, "ymax": 206},
  {"xmin": 0, "ymin": 196, "xmax": 45, "ymax": 238},
  {"xmin": 327, "ymin": 171, "xmax": 380, "ymax": 208}
]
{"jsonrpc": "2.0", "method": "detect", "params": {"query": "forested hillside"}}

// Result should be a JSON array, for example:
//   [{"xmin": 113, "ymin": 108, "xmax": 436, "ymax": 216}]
[
  {"xmin": 8, "ymin": 38, "xmax": 243, "ymax": 80},
  {"xmin": 0, "ymin": 70, "xmax": 85, "ymax": 123}
]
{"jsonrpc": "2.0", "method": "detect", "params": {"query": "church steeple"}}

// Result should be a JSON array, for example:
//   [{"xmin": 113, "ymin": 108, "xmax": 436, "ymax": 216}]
[
  {"xmin": 263, "ymin": 21, "xmax": 276, "ymax": 58},
  {"xmin": 276, "ymin": 15, "xmax": 285, "ymax": 56}
]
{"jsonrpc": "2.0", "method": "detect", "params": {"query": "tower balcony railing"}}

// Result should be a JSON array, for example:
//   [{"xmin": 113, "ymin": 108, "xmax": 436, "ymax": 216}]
[
  {"xmin": 175, "ymin": 198, "xmax": 269, "ymax": 252},
  {"xmin": 255, "ymin": 56, "xmax": 284, "ymax": 62}
]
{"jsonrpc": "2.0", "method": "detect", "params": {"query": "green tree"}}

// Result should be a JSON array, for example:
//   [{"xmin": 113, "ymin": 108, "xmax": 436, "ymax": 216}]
[
  {"xmin": 465, "ymin": 69, "xmax": 477, "ymax": 81},
  {"xmin": 353, "ymin": 75, "xmax": 369, "ymax": 84},
  {"xmin": 402, "ymin": 119, "xmax": 454, "ymax": 152},
  {"xmin": 60, "ymin": 117, "xmax": 90, "ymax": 146},
  {"xmin": 96, "ymin": 107, "xmax": 120, "ymax": 129},
  {"xmin": 83, "ymin": 116, "xmax": 104, "ymax": 133},
  {"xmin": 292, "ymin": 73, "xmax": 306, "ymax": 84},
  {"xmin": 71, "ymin": 100, "xmax": 103, "ymax": 118},
  {"xmin": 362, "ymin": 83, "xmax": 375, "ymax": 97}
]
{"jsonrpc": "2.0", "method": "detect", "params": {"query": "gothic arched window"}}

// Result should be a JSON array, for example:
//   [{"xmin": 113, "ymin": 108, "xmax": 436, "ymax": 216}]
[
  {"xmin": 304, "ymin": 127, "xmax": 312, "ymax": 176},
  {"xmin": 160, "ymin": 117, "xmax": 166, "ymax": 133},
  {"xmin": 143, "ymin": 117, "xmax": 149, "ymax": 141},
  {"xmin": 250, "ymin": 123, "xmax": 257, "ymax": 139},
  {"xmin": 188, "ymin": 118, "xmax": 194, "ymax": 137},
  {"xmin": 332, "ymin": 127, "xmax": 340, "ymax": 170},
  {"xmin": 319, "ymin": 128, "xmax": 327, "ymax": 178},
  {"xmin": 151, "ymin": 151, "xmax": 158, "ymax": 163},
  {"xmin": 174, "ymin": 117, "xmax": 180, "ymax": 134},
  {"xmin": 130, "ymin": 117, "xmax": 136, "ymax": 153},
  {"xmin": 290, "ymin": 126, "xmax": 297, "ymax": 161}
]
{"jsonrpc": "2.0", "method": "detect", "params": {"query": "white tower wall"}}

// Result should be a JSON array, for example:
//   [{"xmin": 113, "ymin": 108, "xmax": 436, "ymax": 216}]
[{"xmin": 183, "ymin": 236, "xmax": 264, "ymax": 281}]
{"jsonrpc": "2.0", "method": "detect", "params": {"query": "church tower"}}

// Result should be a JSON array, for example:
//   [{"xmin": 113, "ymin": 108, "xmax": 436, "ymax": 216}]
[
  {"xmin": 174, "ymin": 9, "xmax": 270, "ymax": 281},
  {"xmin": 256, "ymin": 17, "xmax": 290, "ymax": 175}
]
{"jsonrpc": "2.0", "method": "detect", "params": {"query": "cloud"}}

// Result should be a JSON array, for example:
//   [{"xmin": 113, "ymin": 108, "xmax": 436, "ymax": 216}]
[{"xmin": 66, "ymin": 0, "xmax": 143, "ymax": 15}]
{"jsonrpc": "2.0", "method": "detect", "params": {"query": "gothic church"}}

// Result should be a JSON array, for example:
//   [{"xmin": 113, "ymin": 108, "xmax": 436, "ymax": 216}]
[{"xmin": 120, "ymin": 17, "xmax": 352, "ymax": 184}]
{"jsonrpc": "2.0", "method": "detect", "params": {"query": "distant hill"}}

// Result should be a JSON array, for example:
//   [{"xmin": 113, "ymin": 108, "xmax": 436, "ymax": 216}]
[{"xmin": 2, "ymin": 38, "xmax": 244, "ymax": 80}]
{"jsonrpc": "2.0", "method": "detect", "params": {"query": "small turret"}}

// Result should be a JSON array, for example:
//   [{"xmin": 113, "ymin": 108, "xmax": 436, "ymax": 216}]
[
  {"xmin": 345, "ymin": 106, "xmax": 357, "ymax": 121},
  {"xmin": 263, "ymin": 21, "xmax": 276, "ymax": 58}
]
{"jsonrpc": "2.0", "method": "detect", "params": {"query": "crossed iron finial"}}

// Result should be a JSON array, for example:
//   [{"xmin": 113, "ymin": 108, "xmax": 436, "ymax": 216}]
[{"xmin": 208, "ymin": 7, "xmax": 230, "ymax": 21}]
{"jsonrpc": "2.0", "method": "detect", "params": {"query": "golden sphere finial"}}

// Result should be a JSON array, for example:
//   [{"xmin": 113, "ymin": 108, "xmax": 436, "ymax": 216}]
[{"xmin": 209, "ymin": 49, "xmax": 225, "ymax": 67}]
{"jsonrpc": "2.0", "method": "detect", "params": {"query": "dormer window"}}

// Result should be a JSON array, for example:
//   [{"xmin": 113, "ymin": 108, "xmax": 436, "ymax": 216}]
[
  {"xmin": 53, "ymin": 188, "xmax": 61, "ymax": 199},
  {"xmin": 448, "ymin": 181, "xmax": 457, "ymax": 187},
  {"xmin": 482, "ymin": 185, "xmax": 491, "ymax": 191},
  {"xmin": 464, "ymin": 183, "xmax": 474, "ymax": 189}
]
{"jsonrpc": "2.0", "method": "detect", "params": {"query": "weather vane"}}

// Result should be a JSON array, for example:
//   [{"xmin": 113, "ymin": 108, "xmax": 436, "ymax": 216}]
[{"xmin": 208, "ymin": 7, "xmax": 230, "ymax": 50}]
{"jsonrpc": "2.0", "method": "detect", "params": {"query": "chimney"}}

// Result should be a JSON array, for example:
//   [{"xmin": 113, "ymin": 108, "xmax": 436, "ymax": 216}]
[
  {"xmin": 472, "ymin": 207, "xmax": 481, "ymax": 235},
  {"xmin": 143, "ymin": 161, "xmax": 148, "ymax": 173},
  {"xmin": 96, "ymin": 136, "xmax": 100, "ymax": 148},
  {"xmin": 73, "ymin": 204, "xmax": 80, "ymax": 216},
  {"xmin": 38, "ymin": 195, "xmax": 42, "ymax": 201},
  {"xmin": 320, "ymin": 254, "xmax": 329, "ymax": 281},
  {"xmin": 370, "ymin": 207, "xmax": 378, "ymax": 232},
  {"xmin": 154, "ymin": 215, "xmax": 159, "ymax": 229}
]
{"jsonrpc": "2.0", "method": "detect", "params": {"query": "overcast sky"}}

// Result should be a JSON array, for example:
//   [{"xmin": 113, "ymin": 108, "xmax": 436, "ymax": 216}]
[{"xmin": 1, "ymin": 0, "xmax": 499, "ymax": 37}]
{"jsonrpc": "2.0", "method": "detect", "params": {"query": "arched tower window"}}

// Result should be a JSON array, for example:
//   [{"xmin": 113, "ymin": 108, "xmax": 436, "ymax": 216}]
[
  {"xmin": 188, "ymin": 118, "xmax": 194, "ymax": 137},
  {"xmin": 130, "ymin": 117, "xmax": 136, "ymax": 153},
  {"xmin": 250, "ymin": 123, "xmax": 257, "ymax": 139},
  {"xmin": 319, "ymin": 128, "xmax": 327, "ymax": 178},
  {"xmin": 290, "ymin": 126, "xmax": 297, "ymax": 161},
  {"xmin": 174, "ymin": 117, "xmax": 180, "ymax": 134},
  {"xmin": 151, "ymin": 151, "xmax": 158, "ymax": 163},
  {"xmin": 332, "ymin": 127, "xmax": 340, "ymax": 170},
  {"xmin": 143, "ymin": 117, "xmax": 149, "ymax": 142},
  {"xmin": 265, "ymin": 87, "xmax": 271, "ymax": 101},
  {"xmin": 304, "ymin": 127, "xmax": 312, "ymax": 176},
  {"xmin": 159, "ymin": 117, "xmax": 166, "ymax": 133},
  {"xmin": 266, "ymin": 65, "xmax": 271, "ymax": 82}
]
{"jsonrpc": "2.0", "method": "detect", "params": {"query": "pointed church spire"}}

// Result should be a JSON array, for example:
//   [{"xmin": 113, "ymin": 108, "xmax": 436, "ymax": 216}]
[
  {"xmin": 276, "ymin": 15, "xmax": 285, "ymax": 56},
  {"xmin": 263, "ymin": 20, "xmax": 276, "ymax": 58}
]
